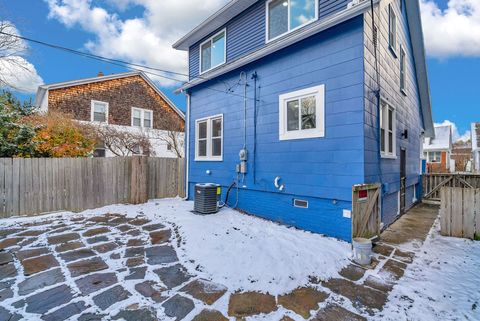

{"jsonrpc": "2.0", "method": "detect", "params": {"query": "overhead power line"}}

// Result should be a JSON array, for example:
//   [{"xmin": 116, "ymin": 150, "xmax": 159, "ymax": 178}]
[{"xmin": 0, "ymin": 31, "xmax": 260, "ymax": 101}]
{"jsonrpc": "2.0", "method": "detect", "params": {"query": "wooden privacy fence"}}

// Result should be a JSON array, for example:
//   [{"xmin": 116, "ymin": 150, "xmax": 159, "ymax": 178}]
[
  {"xmin": 352, "ymin": 183, "xmax": 381, "ymax": 240},
  {"xmin": 423, "ymin": 173, "xmax": 480, "ymax": 201},
  {"xmin": 440, "ymin": 187, "xmax": 480, "ymax": 240},
  {"xmin": 0, "ymin": 157, "xmax": 185, "ymax": 218}
]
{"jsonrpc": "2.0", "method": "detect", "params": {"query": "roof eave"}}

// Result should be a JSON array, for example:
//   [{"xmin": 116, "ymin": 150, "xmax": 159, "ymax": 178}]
[
  {"xmin": 175, "ymin": 0, "xmax": 377, "ymax": 94},
  {"xmin": 405, "ymin": 0, "xmax": 434, "ymax": 138}
]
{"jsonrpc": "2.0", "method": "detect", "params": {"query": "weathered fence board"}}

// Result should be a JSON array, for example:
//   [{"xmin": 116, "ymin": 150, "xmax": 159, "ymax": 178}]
[
  {"xmin": 440, "ymin": 187, "xmax": 480, "ymax": 239},
  {"xmin": 0, "ymin": 157, "xmax": 185, "ymax": 218},
  {"xmin": 352, "ymin": 184, "xmax": 381, "ymax": 240},
  {"xmin": 423, "ymin": 173, "xmax": 480, "ymax": 201}
]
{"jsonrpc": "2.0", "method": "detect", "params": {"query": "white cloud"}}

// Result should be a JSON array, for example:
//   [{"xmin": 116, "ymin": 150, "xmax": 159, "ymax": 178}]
[
  {"xmin": 0, "ymin": 22, "xmax": 44, "ymax": 93},
  {"xmin": 435, "ymin": 120, "xmax": 471, "ymax": 142},
  {"xmin": 0, "ymin": 56, "xmax": 44, "ymax": 93},
  {"xmin": 421, "ymin": 0, "xmax": 480, "ymax": 58},
  {"xmin": 45, "ymin": 0, "xmax": 229, "ymax": 86}
]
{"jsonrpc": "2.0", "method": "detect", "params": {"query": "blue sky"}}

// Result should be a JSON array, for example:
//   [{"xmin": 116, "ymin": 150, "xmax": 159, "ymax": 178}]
[{"xmin": 1, "ymin": 0, "xmax": 479, "ymax": 140}]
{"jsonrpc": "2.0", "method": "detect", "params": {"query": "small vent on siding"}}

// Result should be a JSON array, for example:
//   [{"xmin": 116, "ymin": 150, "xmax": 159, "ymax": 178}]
[{"xmin": 293, "ymin": 199, "xmax": 309, "ymax": 209}]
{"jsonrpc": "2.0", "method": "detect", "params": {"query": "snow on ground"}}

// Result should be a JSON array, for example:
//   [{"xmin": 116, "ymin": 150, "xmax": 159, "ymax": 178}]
[
  {"xmin": 2, "ymin": 198, "xmax": 351, "ymax": 296},
  {"xmin": 377, "ymin": 220, "xmax": 480, "ymax": 321}
]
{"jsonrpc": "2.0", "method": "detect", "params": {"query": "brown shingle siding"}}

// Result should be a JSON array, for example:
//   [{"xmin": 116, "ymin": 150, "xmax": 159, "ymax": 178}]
[{"xmin": 48, "ymin": 75, "xmax": 184, "ymax": 131}]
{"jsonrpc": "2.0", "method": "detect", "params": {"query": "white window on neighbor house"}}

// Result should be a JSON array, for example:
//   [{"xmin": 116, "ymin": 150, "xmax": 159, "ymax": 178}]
[
  {"xmin": 279, "ymin": 85, "xmax": 325, "ymax": 141},
  {"xmin": 131, "ymin": 107, "xmax": 153, "ymax": 128},
  {"xmin": 267, "ymin": 0, "xmax": 318, "ymax": 41},
  {"xmin": 380, "ymin": 101, "xmax": 396, "ymax": 158},
  {"xmin": 389, "ymin": 4, "xmax": 397, "ymax": 54},
  {"xmin": 200, "ymin": 30, "xmax": 226, "ymax": 74},
  {"xmin": 195, "ymin": 114, "xmax": 223, "ymax": 161},
  {"xmin": 400, "ymin": 45, "xmax": 406, "ymax": 93},
  {"xmin": 91, "ymin": 100, "xmax": 108, "ymax": 123},
  {"xmin": 425, "ymin": 151, "xmax": 441, "ymax": 163}
]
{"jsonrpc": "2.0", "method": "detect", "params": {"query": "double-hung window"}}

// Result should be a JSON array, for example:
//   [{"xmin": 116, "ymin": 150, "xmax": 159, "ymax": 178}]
[
  {"xmin": 279, "ymin": 85, "xmax": 325, "ymax": 141},
  {"xmin": 400, "ymin": 45, "xmax": 406, "ymax": 94},
  {"xmin": 91, "ymin": 100, "xmax": 108, "ymax": 123},
  {"xmin": 425, "ymin": 151, "xmax": 441, "ymax": 163},
  {"xmin": 380, "ymin": 101, "xmax": 396, "ymax": 158},
  {"xmin": 195, "ymin": 115, "xmax": 223, "ymax": 161},
  {"xmin": 200, "ymin": 30, "xmax": 226, "ymax": 74},
  {"xmin": 131, "ymin": 107, "xmax": 153, "ymax": 128},
  {"xmin": 389, "ymin": 4, "xmax": 397, "ymax": 55},
  {"xmin": 267, "ymin": 0, "xmax": 318, "ymax": 41}
]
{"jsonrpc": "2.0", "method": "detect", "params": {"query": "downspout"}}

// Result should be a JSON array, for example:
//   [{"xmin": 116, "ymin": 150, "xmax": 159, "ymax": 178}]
[{"xmin": 182, "ymin": 92, "xmax": 191, "ymax": 200}]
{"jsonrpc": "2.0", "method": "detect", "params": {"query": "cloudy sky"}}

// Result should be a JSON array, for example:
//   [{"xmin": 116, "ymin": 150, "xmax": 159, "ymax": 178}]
[{"xmin": 1, "ymin": 0, "xmax": 479, "ymax": 139}]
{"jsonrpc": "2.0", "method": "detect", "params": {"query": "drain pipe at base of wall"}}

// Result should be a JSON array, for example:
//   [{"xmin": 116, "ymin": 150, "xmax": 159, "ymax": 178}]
[{"xmin": 182, "ymin": 92, "xmax": 191, "ymax": 201}]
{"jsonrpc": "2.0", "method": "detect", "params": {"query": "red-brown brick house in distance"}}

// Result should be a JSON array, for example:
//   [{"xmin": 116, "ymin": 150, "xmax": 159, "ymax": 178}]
[
  {"xmin": 34, "ymin": 71, "xmax": 185, "ymax": 158},
  {"xmin": 423, "ymin": 124, "xmax": 453, "ymax": 173}
]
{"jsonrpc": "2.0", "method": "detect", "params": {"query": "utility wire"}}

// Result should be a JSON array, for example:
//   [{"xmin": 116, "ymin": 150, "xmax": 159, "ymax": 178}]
[{"xmin": 0, "ymin": 31, "xmax": 260, "ymax": 101}]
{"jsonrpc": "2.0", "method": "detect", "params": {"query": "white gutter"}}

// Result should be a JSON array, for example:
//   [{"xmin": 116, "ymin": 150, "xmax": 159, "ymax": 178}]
[{"xmin": 182, "ymin": 93, "xmax": 191, "ymax": 200}]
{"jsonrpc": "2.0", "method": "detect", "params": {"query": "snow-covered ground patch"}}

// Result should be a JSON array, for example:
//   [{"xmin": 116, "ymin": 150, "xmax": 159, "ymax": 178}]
[
  {"xmin": 378, "ymin": 221, "xmax": 480, "ymax": 321},
  {"xmin": 2, "ymin": 198, "xmax": 351, "ymax": 296},
  {"xmin": 133, "ymin": 199, "xmax": 350, "ymax": 295}
]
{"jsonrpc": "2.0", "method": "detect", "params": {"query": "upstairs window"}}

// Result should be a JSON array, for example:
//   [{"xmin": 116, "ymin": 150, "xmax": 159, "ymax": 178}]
[
  {"xmin": 400, "ymin": 45, "xmax": 406, "ymax": 94},
  {"xmin": 267, "ymin": 0, "xmax": 317, "ymax": 41},
  {"xmin": 200, "ymin": 30, "xmax": 226, "ymax": 74},
  {"xmin": 389, "ymin": 4, "xmax": 397, "ymax": 54},
  {"xmin": 132, "ymin": 107, "xmax": 153, "ymax": 128},
  {"xmin": 91, "ymin": 100, "xmax": 108, "ymax": 123},
  {"xmin": 279, "ymin": 85, "xmax": 325, "ymax": 141},
  {"xmin": 380, "ymin": 101, "xmax": 396, "ymax": 158},
  {"xmin": 195, "ymin": 115, "xmax": 223, "ymax": 161}
]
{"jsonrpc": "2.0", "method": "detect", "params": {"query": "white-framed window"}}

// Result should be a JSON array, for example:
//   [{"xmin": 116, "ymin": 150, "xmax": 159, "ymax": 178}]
[
  {"xmin": 380, "ymin": 101, "xmax": 396, "ymax": 158},
  {"xmin": 279, "ymin": 85, "xmax": 325, "ymax": 141},
  {"xmin": 388, "ymin": 4, "xmax": 397, "ymax": 55},
  {"xmin": 91, "ymin": 100, "xmax": 108, "ymax": 123},
  {"xmin": 195, "ymin": 114, "xmax": 223, "ymax": 161},
  {"xmin": 131, "ymin": 107, "xmax": 153, "ymax": 128},
  {"xmin": 400, "ymin": 45, "xmax": 406, "ymax": 94},
  {"xmin": 200, "ymin": 30, "xmax": 226, "ymax": 74},
  {"xmin": 266, "ymin": 0, "xmax": 318, "ymax": 42},
  {"xmin": 424, "ymin": 151, "xmax": 441, "ymax": 163}
]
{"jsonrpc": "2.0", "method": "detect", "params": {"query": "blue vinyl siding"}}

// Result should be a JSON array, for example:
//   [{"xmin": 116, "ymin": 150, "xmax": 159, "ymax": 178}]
[
  {"xmin": 189, "ymin": 0, "xmax": 350, "ymax": 80},
  {"xmin": 363, "ymin": 0, "xmax": 423, "ymax": 225},
  {"xmin": 187, "ymin": 17, "xmax": 365, "ymax": 242}
]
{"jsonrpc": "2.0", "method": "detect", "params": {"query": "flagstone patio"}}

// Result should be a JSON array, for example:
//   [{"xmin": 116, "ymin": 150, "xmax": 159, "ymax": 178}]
[{"xmin": 0, "ymin": 202, "xmax": 438, "ymax": 320}]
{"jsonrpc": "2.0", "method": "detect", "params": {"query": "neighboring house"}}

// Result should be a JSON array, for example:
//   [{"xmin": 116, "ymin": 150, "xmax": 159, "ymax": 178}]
[
  {"xmin": 423, "ymin": 125, "xmax": 453, "ymax": 173},
  {"xmin": 35, "ymin": 71, "xmax": 185, "ymax": 158},
  {"xmin": 451, "ymin": 141, "xmax": 472, "ymax": 173},
  {"xmin": 472, "ymin": 123, "xmax": 480, "ymax": 173},
  {"xmin": 173, "ymin": 0, "xmax": 434, "ymax": 241}
]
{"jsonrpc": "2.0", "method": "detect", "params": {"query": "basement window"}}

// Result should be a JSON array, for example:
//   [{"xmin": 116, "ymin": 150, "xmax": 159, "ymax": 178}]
[
  {"xmin": 267, "ymin": 0, "xmax": 318, "ymax": 41},
  {"xmin": 279, "ymin": 85, "xmax": 325, "ymax": 141},
  {"xmin": 195, "ymin": 114, "xmax": 223, "ymax": 161},
  {"xmin": 91, "ymin": 100, "xmax": 108, "ymax": 123},
  {"xmin": 293, "ymin": 199, "xmax": 309, "ymax": 208}
]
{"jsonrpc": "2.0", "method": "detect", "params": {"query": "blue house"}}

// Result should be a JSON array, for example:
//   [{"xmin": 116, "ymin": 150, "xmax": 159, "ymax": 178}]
[{"xmin": 173, "ymin": 0, "xmax": 434, "ymax": 241}]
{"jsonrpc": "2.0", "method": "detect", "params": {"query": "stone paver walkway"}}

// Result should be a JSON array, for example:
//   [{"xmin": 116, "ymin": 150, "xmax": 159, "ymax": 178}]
[{"xmin": 0, "ymin": 203, "xmax": 439, "ymax": 320}]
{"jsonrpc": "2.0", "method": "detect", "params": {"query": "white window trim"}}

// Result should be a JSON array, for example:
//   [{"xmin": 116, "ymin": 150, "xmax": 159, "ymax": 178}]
[
  {"xmin": 388, "ymin": 3, "xmax": 398, "ymax": 57},
  {"xmin": 265, "ymin": 0, "xmax": 319, "ymax": 43},
  {"xmin": 199, "ymin": 29, "xmax": 227, "ymax": 75},
  {"xmin": 90, "ymin": 100, "xmax": 109, "ymax": 124},
  {"xmin": 279, "ymin": 84, "xmax": 325, "ymax": 141},
  {"xmin": 131, "ymin": 107, "xmax": 154, "ymax": 129},
  {"xmin": 195, "ymin": 114, "xmax": 224, "ymax": 161},
  {"xmin": 380, "ymin": 100, "xmax": 397, "ymax": 159},
  {"xmin": 400, "ymin": 44, "xmax": 407, "ymax": 95},
  {"xmin": 425, "ymin": 151, "xmax": 442, "ymax": 163}
]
